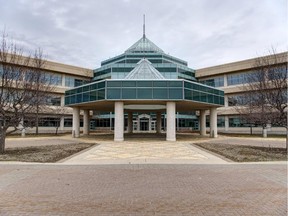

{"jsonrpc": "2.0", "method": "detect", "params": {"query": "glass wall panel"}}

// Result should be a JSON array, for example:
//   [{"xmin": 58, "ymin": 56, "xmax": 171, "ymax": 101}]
[
  {"xmin": 122, "ymin": 89, "xmax": 136, "ymax": 99},
  {"xmin": 76, "ymin": 94, "xmax": 82, "ymax": 103},
  {"xmin": 153, "ymin": 81, "xmax": 167, "ymax": 87},
  {"xmin": 137, "ymin": 88, "xmax": 152, "ymax": 99},
  {"xmin": 98, "ymin": 89, "xmax": 105, "ymax": 100},
  {"xmin": 107, "ymin": 81, "xmax": 122, "ymax": 87},
  {"xmin": 153, "ymin": 88, "xmax": 168, "ymax": 99},
  {"xmin": 192, "ymin": 91, "xmax": 200, "ymax": 101},
  {"xmin": 168, "ymin": 81, "xmax": 182, "ymax": 87},
  {"xmin": 107, "ymin": 89, "xmax": 121, "ymax": 99},
  {"xmin": 122, "ymin": 81, "xmax": 136, "ymax": 87},
  {"xmin": 83, "ymin": 86, "xmax": 90, "ymax": 92},
  {"xmin": 137, "ymin": 81, "xmax": 153, "ymax": 87},
  {"xmin": 98, "ymin": 81, "xmax": 105, "ymax": 89},
  {"xmin": 83, "ymin": 92, "xmax": 90, "ymax": 102},
  {"xmin": 184, "ymin": 89, "xmax": 192, "ymax": 100},
  {"xmin": 90, "ymin": 91, "xmax": 97, "ymax": 101},
  {"xmin": 217, "ymin": 116, "xmax": 225, "ymax": 127},
  {"xmin": 169, "ymin": 89, "xmax": 182, "ymax": 99}
]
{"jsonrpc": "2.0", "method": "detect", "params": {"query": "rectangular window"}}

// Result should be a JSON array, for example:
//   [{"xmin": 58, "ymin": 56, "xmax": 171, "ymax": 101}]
[
  {"xmin": 107, "ymin": 81, "xmax": 122, "ymax": 87},
  {"xmin": 153, "ymin": 88, "xmax": 168, "ymax": 99},
  {"xmin": 153, "ymin": 81, "xmax": 167, "ymax": 87},
  {"xmin": 122, "ymin": 89, "xmax": 136, "ymax": 99},
  {"xmin": 90, "ymin": 91, "xmax": 97, "ymax": 101},
  {"xmin": 200, "ymin": 77, "xmax": 224, "ymax": 87},
  {"xmin": 46, "ymin": 96, "xmax": 61, "ymax": 106},
  {"xmin": 137, "ymin": 88, "xmax": 152, "ymax": 99},
  {"xmin": 227, "ymin": 72, "xmax": 255, "ymax": 86},
  {"xmin": 122, "ymin": 81, "xmax": 136, "ymax": 87},
  {"xmin": 169, "ymin": 88, "xmax": 182, "ymax": 99},
  {"xmin": 137, "ymin": 81, "xmax": 153, "ymax": 87},
  {"xmin": 168, "ymin": 81, "xmax": 182, "ymax": 87},
  {"xmin": 217, "ymin": 116, "xmax": 225, "ymax": 127},
  {"xmin": 184, "ymin": 89, "xmax": 192, "ymax": 100},
  {"xmin": 98, "ymin": 89, "xmax": 105, "ymax": 100},
  {"xmin": 107, "ymin": 89, "xmax": 121, "ymax": 99}
]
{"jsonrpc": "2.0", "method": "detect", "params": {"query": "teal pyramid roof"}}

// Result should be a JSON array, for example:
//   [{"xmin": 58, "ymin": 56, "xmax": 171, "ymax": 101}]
[
  {"xmin": 124, "ymin": 58, "xmax": 165, "ymax": 80},
  {"xmin": 125, "ymin": 36, "xmax": 164, "ymax": 53}
]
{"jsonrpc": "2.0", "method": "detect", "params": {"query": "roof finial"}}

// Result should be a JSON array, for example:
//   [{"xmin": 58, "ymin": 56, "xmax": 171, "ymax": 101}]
[{"xmin": 143, "ymin": 14, "xmax": 146, "ymax": 39}]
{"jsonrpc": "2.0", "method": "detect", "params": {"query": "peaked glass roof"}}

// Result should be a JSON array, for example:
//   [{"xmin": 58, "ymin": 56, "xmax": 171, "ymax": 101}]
[
  {"xmin": 125, "ymin": 36, "xmax": 164, "ymax": 53},
  {"xmin": 124, "ymin": 58, "xmax": 165, "ymax": 79}
]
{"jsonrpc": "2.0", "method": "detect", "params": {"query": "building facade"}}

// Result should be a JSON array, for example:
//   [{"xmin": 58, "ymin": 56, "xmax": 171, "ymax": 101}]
[
  {"xmin": 196, "ymin": 52, "xmax": 287, "ymax": 135},
  {"xmin": 65, "ymin": 34, "xmax": 224, "ymax": 141},
  {"xmin": 2, "ymin": 36, "xmax": 286, "ymax": 136},
  {"xmin": 0, "ymin": 56, "xmax": 93, "ymax": 134}
]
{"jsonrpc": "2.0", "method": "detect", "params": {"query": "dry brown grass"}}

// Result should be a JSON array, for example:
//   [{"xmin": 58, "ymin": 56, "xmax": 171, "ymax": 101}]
[
  {"xmin": 0, "ymin": 143, "xmax": 96, "ymax": 163},
  {"xmin": 194, "ymin": 143, "xmax": 287, "ymax": 162}
]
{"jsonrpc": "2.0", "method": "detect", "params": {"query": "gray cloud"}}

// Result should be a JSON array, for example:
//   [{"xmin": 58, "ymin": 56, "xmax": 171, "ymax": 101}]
[{"xmin": 0, "ymin": 0, "xmax": 287, "ymax": 69}]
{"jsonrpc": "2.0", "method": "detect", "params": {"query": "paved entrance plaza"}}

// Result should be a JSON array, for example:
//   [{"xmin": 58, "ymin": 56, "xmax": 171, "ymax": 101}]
[
  {"xmin": 0, "ymin": 164, "xmax": 287, "ymax": 215},
  {"xmin": 62, "ymin": 134, "xmax": 227, "ymax": 165},
  {"xmin": 1, "ymin": 134, "xmax": 287, "ymax": 215}
]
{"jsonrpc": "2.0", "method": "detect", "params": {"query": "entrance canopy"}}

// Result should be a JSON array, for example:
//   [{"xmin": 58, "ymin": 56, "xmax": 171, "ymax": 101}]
[{"xmin": 65, "ymin": 79, "xmax": 224, "ymax": 109}]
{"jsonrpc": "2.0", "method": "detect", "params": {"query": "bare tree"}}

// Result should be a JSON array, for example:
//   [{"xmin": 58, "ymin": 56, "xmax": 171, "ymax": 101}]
[
  {"xmin": 32, "ymin": 48, "xmax": 56, "ymax": 135},
  {"xmin": 44, "ymin": 104, "xmax": 69, "ymax": 135},
  {"xmin": 0, "ymin": 32, "xmax": 54, "ymax": 153},
  {"xmin": 235, "ymin": 50, "xmax": 287, "ymax": 144}
]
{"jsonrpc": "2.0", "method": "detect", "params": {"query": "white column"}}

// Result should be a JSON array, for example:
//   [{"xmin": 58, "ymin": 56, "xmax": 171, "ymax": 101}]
[
  {"xmin": 62, "ymin": 74, "xmax": 66, "ymax": 87},
  {"xmin": 224, "ymin": 95, "xmax": 228, "ymax": 107},
  {"xmin": 210, "ymin": 107, "xmax": 218, "ymax": 138},
  {"xmin": 127, "ymin": 112, "xmax": 133, "ymax": 133},
  {"xmin": 156, "ymin": 112, "xmax": 162, "ymax": 133},
  {"xmin": 223, "ymin": 74, "xmax": 227, "ymax": 87},
  {"xmin": 224, "ymin": 115, "xmax": 229, "ymax": 132},
  {"xmin": 166, "ymin": 102, "xmax": 176, "ymax": 141},
  {"xmin": 60, "ymin": 95, "xmax": 65, "ymax": 106},
  {"xmin": 200, "ymin": 110, "xmax": 206, "ymax": 136},
  {"xmin": 19, "ymin": 117, "xmax": 25, "ymax": 137},
  {"xmin": 72, "ymin": 107, "xmax": 80, "ymax": 138},
  {"xmin": 114, "ymin": 102, "xmax": 124, "ymax": 141},
  {"xmin": 83, "ymin": 110, "xmax": 90, "ymax": 135},
  {"xmin": 60, "ymin": 116, "xmax": 64, "ymax": 131},
  {"xmin": 137, "ymin": 117, "xmax": 140, "ymax": 131},
  {"xmin": 148, "ymin": 116, "xmax": 152, "ymax": 131}
]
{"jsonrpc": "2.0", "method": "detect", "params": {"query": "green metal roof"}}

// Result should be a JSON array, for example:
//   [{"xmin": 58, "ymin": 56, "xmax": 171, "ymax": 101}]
[{"xmin": 125, "ymin": 36, "xmax": 164, "ymax": 54}]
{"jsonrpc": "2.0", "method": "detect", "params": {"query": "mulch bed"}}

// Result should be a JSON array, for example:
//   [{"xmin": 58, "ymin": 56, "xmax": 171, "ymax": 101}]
[
  {"xmin": 194, "ymin": 143, "xmax": 287, "ymax": 162},
  {"xmin": 0, "ymin": 143, "xmax": 96, "ymax": 163}
]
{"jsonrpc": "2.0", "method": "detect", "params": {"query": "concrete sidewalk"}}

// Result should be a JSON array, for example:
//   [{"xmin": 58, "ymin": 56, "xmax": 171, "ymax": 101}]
[{"xmin": 62, "ymin": 141, "xmax": 228, "ymax": 165}]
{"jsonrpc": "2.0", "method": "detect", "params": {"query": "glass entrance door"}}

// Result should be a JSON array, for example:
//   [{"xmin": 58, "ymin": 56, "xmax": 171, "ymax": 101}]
[{"xmin": 140, "ymin": 118, "xmax": 149, "ymax": 131}]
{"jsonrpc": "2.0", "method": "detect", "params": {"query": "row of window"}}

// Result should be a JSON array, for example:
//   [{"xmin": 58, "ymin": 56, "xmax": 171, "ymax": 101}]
[
  {"xmin": 184, "ymin": 90, "xmax": 224, "ymax": 105},
  {"xmin": 203, "ymin": 66, "xmax": 287, "ymax": 87},
  {"xmin": 94, "ymin": 66, "xmax": 195, "ymax": 80},
  {"xmin": 65, "ymin": 80, "xmax": 224, "ymax": 105},
  {"xmin": 0, "ymin": 64, "xmax": 88, "ymax": 88},
  {"xmin": 200, "ymin": 77, "xmax": 224, "ymax": 87},
  {"xmin": 107, "ymin": 88, "xmax": 183, "ymax": 100}
]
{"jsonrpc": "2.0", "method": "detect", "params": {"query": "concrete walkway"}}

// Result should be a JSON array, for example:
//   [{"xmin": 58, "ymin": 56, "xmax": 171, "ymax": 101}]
[{"xmin": 62, "ymin": 141, "xmax": 228, "ymax": 165}]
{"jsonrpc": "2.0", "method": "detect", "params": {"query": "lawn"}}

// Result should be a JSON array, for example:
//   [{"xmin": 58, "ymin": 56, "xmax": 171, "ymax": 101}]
[
  {"xmin": 0, "ymin": 143, "xmax": 96, "ymax": 163},
  {"xmin": 194, "ymin": 143, "xmax": 287, "ymax": 162}
]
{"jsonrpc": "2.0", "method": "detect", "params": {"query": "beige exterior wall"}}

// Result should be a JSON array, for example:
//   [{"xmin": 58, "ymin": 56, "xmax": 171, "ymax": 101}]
[
  {"xmin": 195, "ymin": 52, "xmax": 287, "ymax": 78},
  {"xmin": 1, "ymin": 54, "xmax": 94, "ymax": 134},
  {"xmin": 196, "ymin": 52, "xmax": 288, "ymax": 134}
]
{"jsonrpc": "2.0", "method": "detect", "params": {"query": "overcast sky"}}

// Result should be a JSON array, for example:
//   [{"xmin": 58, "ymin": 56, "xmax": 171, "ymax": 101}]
[{"xmin": 0, "ymin": 0, "xmax": 287, "ymax": 69}]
